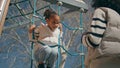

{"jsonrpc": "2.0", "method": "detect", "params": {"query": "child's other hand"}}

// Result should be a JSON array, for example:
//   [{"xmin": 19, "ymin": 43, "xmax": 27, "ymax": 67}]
[
  {"xmin": 31, "ymin": 24, "xmax": 36, "ymax": 29},
  {"xmin": 29, "ymin": 24, "xmax": 36, "ymax": 33}
]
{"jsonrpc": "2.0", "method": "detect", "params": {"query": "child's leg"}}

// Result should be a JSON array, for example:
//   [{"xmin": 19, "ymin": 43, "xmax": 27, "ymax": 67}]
[
  {"xmin": 34, "ymin": 46, "xmax": 52, "ymax": 68},
  {"xmin": 38, "ymin": 63, "xmax": 45, "ymax": 68},
  {"xmin": 46, "ymin": 47, "xmax": 58, "ymax": 68}
]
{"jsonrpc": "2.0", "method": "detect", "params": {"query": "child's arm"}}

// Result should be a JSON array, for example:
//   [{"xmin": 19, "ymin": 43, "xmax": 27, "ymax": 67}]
[
  {"xmin": 29, "ymin": 24, "xmax": 36, "ymax": 33},
  {"xmin": 28, "ymin": 24, "xmax": 36, "ymax": 40}
]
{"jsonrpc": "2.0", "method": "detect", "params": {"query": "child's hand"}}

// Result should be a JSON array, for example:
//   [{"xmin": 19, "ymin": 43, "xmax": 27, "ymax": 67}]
[
  {"xmin": 29, "ymin": 24, "xmax": 36, "ymax": 33},
  {"xmin": 30, "ymin": 24, "xmax": 36, "ymax": 29},
  {"xmin": 59, "ymin": 23, "xmax": 62, "ymax": 32}
]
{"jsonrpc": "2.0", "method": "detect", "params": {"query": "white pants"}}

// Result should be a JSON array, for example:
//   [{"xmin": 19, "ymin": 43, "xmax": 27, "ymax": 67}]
[{"xmin": 34, "ymin": 45, "xmax": 58, "ymax": 68}]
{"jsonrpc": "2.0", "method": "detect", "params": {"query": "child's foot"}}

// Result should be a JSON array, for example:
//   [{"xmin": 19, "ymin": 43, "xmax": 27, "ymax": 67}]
[
  {"xmin": 47, "ymin": 67, "xmax": 51, "ymax": 68},
  {"xmin": 38, "ymin": 63, "xmax": 45, "ymax": 68}
]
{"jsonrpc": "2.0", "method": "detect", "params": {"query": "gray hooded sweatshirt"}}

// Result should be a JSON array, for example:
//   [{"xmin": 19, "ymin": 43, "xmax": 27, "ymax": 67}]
[{"xmin": 82, "ymin": 7, "xmax": 120, "ymax": 68}]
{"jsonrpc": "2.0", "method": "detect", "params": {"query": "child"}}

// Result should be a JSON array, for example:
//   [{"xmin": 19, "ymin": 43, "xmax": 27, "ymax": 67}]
[
  {"xmin": 29, "ymin": 9, "xmax": 62, "ymax": 68},
  {"xmin": 82, "ymin": 0, "xmax": 120, "ymax": 68}
]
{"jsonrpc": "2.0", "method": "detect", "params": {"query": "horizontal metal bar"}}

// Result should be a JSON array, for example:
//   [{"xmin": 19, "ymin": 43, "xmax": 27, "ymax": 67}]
[{"xmin": 43, "ymin": 0, "xmax": 88, "ymax": 11}]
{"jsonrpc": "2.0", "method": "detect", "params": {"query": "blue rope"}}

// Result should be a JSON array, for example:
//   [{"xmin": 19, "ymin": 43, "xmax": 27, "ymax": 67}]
[
  {"xmin": 56, "ymin": 1, "xmax": 85, "ymax": 68},
  {"xmin": 57, "ymin": 33, "xmax": 61, "ymax": 68},
  {"xmin": 79, "ymin": 12, "xmax": 85, "ymax": 68},
  {"xmin": 36, "ymin": 40, "xmax": 80, "ymax": 56},
  {"xmin": 57, "ymin": 4, "xmax": 61, "ymax": 68},
  {"xmin": 35, "ymin": 40, "xmax": 80, "ymax": 56},
  {"xmin": 31, "ymin": 0, "xmax": 37, "ymax": 68},
  {"xmin": 61, "ymin": 46, "xmax": 80, "ymax": 56},
  {"xmin": 29, "ymin": 1, "xmax": 85, "ymax": 68}
]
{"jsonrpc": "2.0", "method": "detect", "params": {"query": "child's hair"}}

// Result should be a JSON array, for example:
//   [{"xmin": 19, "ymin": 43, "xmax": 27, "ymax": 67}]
[
  {"xmin": 44, "ymin": 9, "xmax": 57, "ymax": 19},
  {"xmin": 92, "ymin": 0, "xmax": 120, "ymax": 14}
]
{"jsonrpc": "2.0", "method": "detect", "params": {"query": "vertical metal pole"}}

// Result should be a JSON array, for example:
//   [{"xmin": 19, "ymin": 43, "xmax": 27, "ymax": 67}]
[
  {"xmin": 57, "ymin": 4, "xmax": 61, "ymax": 68},
  {"xmin": 57, "ymin": 1, "xmax": 63, "ymax": 68},
  {"xmin": 31, "ymin": 0, "xmax": 37, "ymax": 68},
  {"xmin": 0, "ymin": 0, "xmax": 11, "ymax": 35},
  {"xmin": 79, "ymin": 8, "xmax": 85, "ymax": 68}
]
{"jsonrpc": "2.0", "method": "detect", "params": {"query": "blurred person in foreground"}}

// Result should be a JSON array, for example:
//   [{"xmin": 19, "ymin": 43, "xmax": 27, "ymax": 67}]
[{"xmin": 81, "ymin": 0, "xmax": 120, "ymax": 68}]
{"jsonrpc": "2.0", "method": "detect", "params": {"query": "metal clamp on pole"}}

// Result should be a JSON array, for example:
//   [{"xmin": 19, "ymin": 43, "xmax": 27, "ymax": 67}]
[
  {"xmin": 80, "ymin": 53, "xmax": 85, "ymax": 56},
  {"xmin": 79, "ymin": 8, "xmax": 85, "ymax": 13},
  {"xmin": 57, "ymin": 1, "xmax": 63, "ymax": 6}
]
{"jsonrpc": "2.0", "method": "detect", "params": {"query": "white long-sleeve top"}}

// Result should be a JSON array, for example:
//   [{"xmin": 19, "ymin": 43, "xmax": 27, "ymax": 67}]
[{"xmin": 34, "ymin": 23, "xmax": 62, "ymax": 46}]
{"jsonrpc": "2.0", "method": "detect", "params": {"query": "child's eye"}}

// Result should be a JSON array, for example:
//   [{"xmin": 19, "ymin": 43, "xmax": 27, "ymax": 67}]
[
  {"xmin": 52, "ymin": 22, "xmax": 57, "ymax": 24},
  {"xmin": 53, "ymin": 21, "xmax": 60, "ymax": 24}
]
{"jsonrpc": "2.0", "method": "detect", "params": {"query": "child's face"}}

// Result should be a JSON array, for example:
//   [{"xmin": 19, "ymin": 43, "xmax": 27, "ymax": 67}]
[{"xmin": 47, "ymin": 15, "xmax": 60, "ymax": 31}]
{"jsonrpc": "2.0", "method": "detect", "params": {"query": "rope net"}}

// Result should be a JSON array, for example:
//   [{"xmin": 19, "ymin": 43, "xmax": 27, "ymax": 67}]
[{"xmin": 0, "ymin": 0, "xmax": 92, "ymax": 68}]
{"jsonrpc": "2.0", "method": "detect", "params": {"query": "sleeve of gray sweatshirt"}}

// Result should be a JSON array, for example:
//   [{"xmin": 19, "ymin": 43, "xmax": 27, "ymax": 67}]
[{"xmin": 82, "ymin": 8, "xmax": 107, "ymax": 48}]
